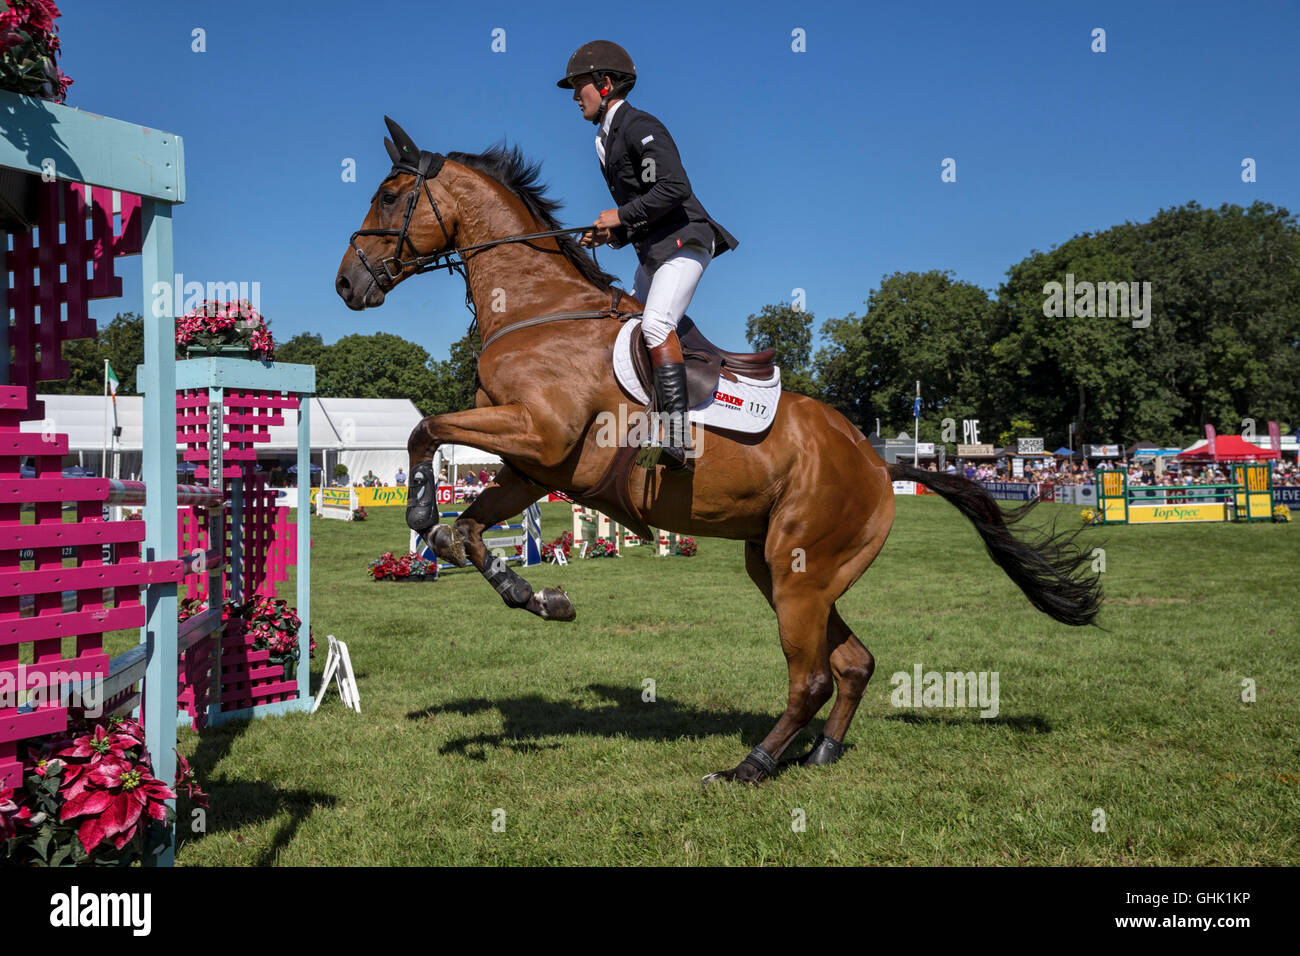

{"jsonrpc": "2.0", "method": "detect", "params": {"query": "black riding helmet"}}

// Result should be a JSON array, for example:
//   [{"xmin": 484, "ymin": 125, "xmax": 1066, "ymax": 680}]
[{"xmin": 557, "ymin": 41, "xmax": 636, "ymax": 123}]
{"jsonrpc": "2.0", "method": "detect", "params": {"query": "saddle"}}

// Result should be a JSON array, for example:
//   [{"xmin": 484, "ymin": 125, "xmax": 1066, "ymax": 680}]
[
  {"xmin": 628, "ymin": 316, "xmax": 777, "ymax": 410},
  {"xmin": 579, "ymin": 313, "xmax": 780, "ymax": 543}
]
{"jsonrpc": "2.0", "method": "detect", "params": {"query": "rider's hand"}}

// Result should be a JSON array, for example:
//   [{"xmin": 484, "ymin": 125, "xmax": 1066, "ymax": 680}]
[{"xmin": 580, "ymin": 209, "xmax": 621, "ymax": 247}]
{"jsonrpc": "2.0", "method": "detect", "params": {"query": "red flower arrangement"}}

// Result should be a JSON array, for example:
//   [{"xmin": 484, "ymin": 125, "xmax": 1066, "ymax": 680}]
[
  {"xmin": 534, "ymin": 531, "xmax": 573, "ymax": 562},
  {"xmin": 585, "ymin": 536, "xmax": 619, "ymax": 558},
  {"xmin": 0, "ymin": 1, "xmax": 71, "ymax": 103},
  {"xmin": 352, "ymin": 506, "xmax": 369, "ymax": 521},
  {"xmin": 175, "ymin": 299, "xmax": 276, "ymax": 360},
  {"xmin": 1, "ymin": 716, "xmax": 185, "ymax": 866},
  {"xmin": 369, "ymin": 551, "xmax": 434, "ymax": 580},
  {"xmin": 675, "ymin": 536, "xmax": 698, "ymax": 557},
  {"xmin": 179, "ymin": 595, "xmax": 314, "ymax": 679}
]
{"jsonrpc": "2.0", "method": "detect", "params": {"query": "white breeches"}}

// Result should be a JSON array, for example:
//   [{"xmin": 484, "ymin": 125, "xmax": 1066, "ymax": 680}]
[{"xmin": 630, "ymin": 240, "xmax": 713, "ymax": 348}]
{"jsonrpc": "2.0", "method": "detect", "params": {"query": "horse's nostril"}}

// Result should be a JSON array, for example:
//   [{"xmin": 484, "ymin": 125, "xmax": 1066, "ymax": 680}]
[{"xmin": 336, "ymin": 274, "xmax": 351, "ymax": 295}]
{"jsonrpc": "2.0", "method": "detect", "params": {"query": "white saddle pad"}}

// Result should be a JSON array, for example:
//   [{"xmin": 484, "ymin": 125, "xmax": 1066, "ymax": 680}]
[{"xmin": 612, "ymin": 319, "xmax": 782, "ymax": 435}]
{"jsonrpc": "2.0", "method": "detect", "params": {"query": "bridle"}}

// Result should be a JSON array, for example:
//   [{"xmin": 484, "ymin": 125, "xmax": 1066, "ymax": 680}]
[
  {"xmin": 348, "ymin": 149, "xmax": 457, "ymax": 292},
  {"xmin": 348, "ymin": 148, "xmax": 607, "ymax": 312},
  {"xmin": 347, "ymin": 148, "xmax": 631, "ymax": 354}
]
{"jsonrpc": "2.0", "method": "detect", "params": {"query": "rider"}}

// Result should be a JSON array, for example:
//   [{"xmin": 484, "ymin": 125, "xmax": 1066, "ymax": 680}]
[{"xmin": 559, "ymin": 41, "xmax": 737, "ymax": 471}]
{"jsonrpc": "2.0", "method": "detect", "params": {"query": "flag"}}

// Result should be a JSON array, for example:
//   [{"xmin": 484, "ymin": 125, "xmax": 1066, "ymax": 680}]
[
  {"xmin": 106, "ymin": 364, "xmax": 119, "ymax": 406},
  {"xmin": 1205, "ymin": 424, "xmax": 1217, "ymax": 459},
  {"xmin": 913, "ymin": 396, "xmax": 921, "ymax": 418},
  {"xmin": 1268, "ymin": 421, "xmax": 1281, "ymax": 456},
  {"xmin": 105, "ymin": 363, "xmax": 120, "ymax": 440}
]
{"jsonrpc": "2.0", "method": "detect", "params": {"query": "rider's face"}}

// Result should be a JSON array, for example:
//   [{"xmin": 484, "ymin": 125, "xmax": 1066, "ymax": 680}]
[{"xmin": 571, "ymin": 75, "xmax": 604, "ymax": 122}]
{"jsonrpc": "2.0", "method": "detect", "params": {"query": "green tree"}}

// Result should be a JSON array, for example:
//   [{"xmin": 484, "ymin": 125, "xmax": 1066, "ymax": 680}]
[
  {"xmin": 744, "ymin": 303, "xmax": 817, "ymax": 396},
  {"xmin": 990, "ymin": 201, "xmax": 1300, "ymax": 447},
  {"xmin": 41, "ymin": 312, "xmax": 143, "ymax": 395},
  {"xmin": 276, "ymin": 332, "xmax": 327, "ymax": 368},
  {"xmin": 313, "ymin": 333, "xmax": 441, "ymax": 412},
  {"xmin": 425, "ymin": 324, "xmax": 481, "ymax": 416},
  {"xmin": 815, "ymin": 271, "xmax": 995, "ymax": 440},
  {"xmin": 989, "ymin": 235, "xmax": 1146, "ymax": 449},
  {"xmin": 996, "ymin": 418, "xmax": 1037, "ymax": 450}
]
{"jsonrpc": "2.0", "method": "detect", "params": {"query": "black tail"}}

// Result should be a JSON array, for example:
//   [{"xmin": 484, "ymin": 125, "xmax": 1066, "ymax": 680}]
[{"xmin": 889, "ymin": 463, "xmax": 1102, "ymax": 626}]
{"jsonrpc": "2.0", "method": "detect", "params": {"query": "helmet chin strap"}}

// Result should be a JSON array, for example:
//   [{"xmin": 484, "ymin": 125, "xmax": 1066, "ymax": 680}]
[{"xmin": 592, "ymin": 76, "xmax": 613, "ymax": 125}]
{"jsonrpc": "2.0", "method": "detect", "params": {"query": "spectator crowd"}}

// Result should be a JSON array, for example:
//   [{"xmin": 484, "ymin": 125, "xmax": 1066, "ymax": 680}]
[{"xmin": 923, "ymin": 457, "xmax": 1300, "ymax": 487}]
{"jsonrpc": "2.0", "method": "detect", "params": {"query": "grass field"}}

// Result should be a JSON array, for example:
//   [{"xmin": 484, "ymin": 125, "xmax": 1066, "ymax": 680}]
[{"xmin": 157, "ymin": 497, "xmax": 1298, "ymax": 866}]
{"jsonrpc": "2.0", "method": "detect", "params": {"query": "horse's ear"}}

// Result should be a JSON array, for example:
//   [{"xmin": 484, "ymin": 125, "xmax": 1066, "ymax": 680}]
[
  {"xmin": 384, "ymin": 137, "xmax": 402, "ymax": 166},
  {"xmin": 384, "ymin": 116, "xmax": 419, "ymax": 161}
]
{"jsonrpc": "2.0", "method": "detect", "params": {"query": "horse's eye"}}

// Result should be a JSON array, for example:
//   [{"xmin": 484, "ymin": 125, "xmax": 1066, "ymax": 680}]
[{"xmin": 381, "ymin": 192, "xmax": 397, "ymax": 206}]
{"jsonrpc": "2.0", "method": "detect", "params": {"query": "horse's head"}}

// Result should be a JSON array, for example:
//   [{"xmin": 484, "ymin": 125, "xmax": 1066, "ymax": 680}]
[{"xmin": 335, "ymin": 117, "xmax": 461, "ymax": 310}]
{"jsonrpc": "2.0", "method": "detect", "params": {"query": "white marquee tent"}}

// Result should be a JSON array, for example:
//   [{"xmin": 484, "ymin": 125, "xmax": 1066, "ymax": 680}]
[{"xmin": 20, "ymin": 395, "xmax": 504, "ymax": 484}]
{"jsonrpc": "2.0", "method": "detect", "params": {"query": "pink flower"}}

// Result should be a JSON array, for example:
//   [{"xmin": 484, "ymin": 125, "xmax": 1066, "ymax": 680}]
[
  {"xmin": 26, "ymin": 0, "xmax": 61, "ymax": 35},
  {"xmin": 0, "ymin": 789, "xmax": 23, "ymax": 840},
  {"xmin": 56, "ymin": 723, "xmax": 135, "ymax": 765},
  {"xmin": 60, "ymin": 760, "xmax": 176, "ymax": 854}
]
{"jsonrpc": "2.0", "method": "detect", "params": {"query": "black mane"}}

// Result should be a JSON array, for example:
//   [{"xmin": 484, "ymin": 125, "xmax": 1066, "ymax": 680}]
[{"xmin": 446, "ymin": 143, "xmax": 619, "ymax": 291}]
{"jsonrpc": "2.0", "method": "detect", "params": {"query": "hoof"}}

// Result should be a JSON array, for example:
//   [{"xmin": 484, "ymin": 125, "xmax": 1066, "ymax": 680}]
[
  {"xmin": 798, "ymin": 733, "xmax": 844, "ymax": 767},
  {"xmin": 700, "ymin": 747, "xmax": 777, "ymax": 787},
  {"xmin": 527, "ymin": 586, "xmax": 576, "ymax": 622},
  {"xmin": 429, "ymin": 524, "xmax": 468, "ymax": 567}
]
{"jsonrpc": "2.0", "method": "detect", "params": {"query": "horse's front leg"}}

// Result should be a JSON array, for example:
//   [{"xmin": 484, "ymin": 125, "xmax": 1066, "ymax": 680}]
[
  {"xmin": 404, "ymin": 402, "xmax": 578, "ymax": 535},
  {"xmin": 428, "ymin": 465, "xmax": 576, "ymax": 621}
]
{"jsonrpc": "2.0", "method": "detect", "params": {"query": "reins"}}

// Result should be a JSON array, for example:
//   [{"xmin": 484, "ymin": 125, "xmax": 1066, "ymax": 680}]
[{"xmin": 348, "ymin": 149, "xmax": 635, "ymax": 358}]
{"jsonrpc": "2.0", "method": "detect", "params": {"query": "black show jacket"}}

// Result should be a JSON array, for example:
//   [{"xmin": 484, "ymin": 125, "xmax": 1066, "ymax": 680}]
[{"xmin": 599, "ymin": 103, "xmax": 738, "ymax": 270}]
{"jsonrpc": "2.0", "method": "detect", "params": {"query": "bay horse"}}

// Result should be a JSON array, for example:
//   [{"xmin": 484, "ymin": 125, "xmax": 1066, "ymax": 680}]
[{"xmin": 335, "ymin": 119, "xmax": 1102, "ymax": 785}]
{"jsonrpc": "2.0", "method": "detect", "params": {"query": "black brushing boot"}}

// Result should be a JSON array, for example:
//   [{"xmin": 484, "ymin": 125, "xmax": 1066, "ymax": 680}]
[{"xmin": 404, "ymin": 461, "xmax": 437, "ymax": 534}]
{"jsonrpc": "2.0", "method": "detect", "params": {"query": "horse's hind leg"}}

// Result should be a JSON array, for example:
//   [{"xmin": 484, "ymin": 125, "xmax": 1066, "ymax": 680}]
[
  {"xmin": 739, "ymin": 550, "xmax": 874, "ymax": 765},
  {"xmin": 705, "ymin": 490, "xmax": 891, "ymax": 784},
  {"xmin": 704, "ymin": 542, "xmax": 836, "ymax": 784},
  {"xmin": 800, "ymin": 607, "xmax": 875, "ymax": 766}
]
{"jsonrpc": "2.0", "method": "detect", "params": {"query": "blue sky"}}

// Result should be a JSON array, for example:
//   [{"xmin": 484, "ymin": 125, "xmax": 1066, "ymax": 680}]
[{"xmin": 62, "ymin": 0, "xmax": 1299, "ymax": 362}]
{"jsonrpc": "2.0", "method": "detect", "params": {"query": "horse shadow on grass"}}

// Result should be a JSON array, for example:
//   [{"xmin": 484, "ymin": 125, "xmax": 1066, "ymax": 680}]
[
  {"xmin": 408, "ymin": 683, "xmax": 785, "ymax": 760},
  {"xmin": 407, "ymin": 684, "xmax": 1053, "ymax": 761},
  {"xmin": 174, "ymin": 694, "xmax": 337, "ymax": 866},
  {"xmin": 884, "ymin": 712, "xmax": 1053, "ymax": 734}
]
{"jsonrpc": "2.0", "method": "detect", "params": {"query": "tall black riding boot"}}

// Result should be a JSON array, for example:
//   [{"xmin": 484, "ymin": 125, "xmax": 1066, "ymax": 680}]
[
  {"xmin": 637, "ymin": 331, "xmax": 692, "ymax": 471},
  {"xmin": 653, "ymin": 361, "xmax": 693, "ymax": 471}
]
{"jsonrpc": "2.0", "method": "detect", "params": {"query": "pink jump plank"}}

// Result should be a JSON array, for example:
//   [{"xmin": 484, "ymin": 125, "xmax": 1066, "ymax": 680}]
[
  {"xmin": 0, "ymin": 477, "xmax": 112, "ymax": 504},
  {"xmin": 4, "ymin": 520, "xmax": 147, "ymax": 551},
  {"xmin": 0, "ymin": 386, "xmax": 32, "ymax": 410},
  {"xmin": 0, "ymin": 606, "xmax": 144, "ymax": 647},
  {"xmin": 0, "ymin": 706, "xmax": 68, "ymax": 748},
  {"xmin": 0, "ymin": 432, "xmax": 70, "ymax": 456},
  {"xmin": 1, "ymin": 653, "xmax": 110, "ymax": 686},
  {"xmin": 0, "ymin": 559, "xmax": 186, "ymax": 598}
]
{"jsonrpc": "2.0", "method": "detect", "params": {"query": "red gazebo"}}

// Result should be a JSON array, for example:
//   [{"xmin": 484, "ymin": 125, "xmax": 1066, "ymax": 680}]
[{"xmin": 1176, "ymin": 435, "xmax": 1280, "ymax": 462}]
